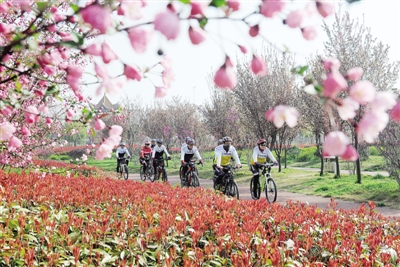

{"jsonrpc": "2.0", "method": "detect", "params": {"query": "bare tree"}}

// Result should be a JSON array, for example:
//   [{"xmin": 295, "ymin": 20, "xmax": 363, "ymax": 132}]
[{"xmin": 378, "ymin": 120, "xmax": 400, "ymax": 185}]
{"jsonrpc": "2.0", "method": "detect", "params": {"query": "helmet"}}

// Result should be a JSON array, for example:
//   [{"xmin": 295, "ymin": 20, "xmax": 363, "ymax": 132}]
[
  {"xmin": 257, "ymin": 139, "xmax": 267, "ymax": 145},
  {"xmin": 156, "ymin": 139, "xmax": 163, "ymax": 144},
  {"xmin": 222, "ymin": 136, "xmax": 232, "ymax": 143},
  {"xmin": 151, "ymin": 139, "xmax": 156, "ymax": 142},
  {"xmin": 145, "ymin": 141, "xmax": 150, "ymax": 145},
  {"xmin": 185, "ymin": 136, "xmax": 191, "ymax": 142},
  {"xmin": 217, "ymin": 139, "xmax": 223, "ymax": 145},
  {"xmin": 188, "ymin": 139, "xmax": 195, "ymax": 145},
  {"xmin": 120, "ymin": 142, "xmax": 126, "ymax": 146}
]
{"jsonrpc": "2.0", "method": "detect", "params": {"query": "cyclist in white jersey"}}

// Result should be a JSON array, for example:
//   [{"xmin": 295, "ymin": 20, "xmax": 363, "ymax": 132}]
[
  {"xmin": 116, "ymin": 142, "xmax": 131, "ymax": 172},
  {"xmin": 180, "ymin": 139, "xmax": 204, "ymax": 179},
  {"xmin": 152, "ymin": 139, "xmax": 171, "ymax": 169},
  {"xmin": 214, "ymin": 136, "xmax": 241, "ymax": 185}
]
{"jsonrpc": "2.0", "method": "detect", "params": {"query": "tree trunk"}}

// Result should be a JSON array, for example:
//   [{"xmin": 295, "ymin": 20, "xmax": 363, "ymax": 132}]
[
  {"xmin": 284, "ymin": 148, "xmax": 287, "ymax": 169},
  {"xmin": 355, "ymin": 134, "xmax": 362, "ymax": 184},
  {"xmin": 319, "ymin": 150, "xmax": 324, "ymax": 176},
  {"xmin": 335, "ymin": 156, "xmax": 340, "ymax": 178},
  {"xmin": 278, "ymin": 155, "xmax": 282, "ymax": 172}
]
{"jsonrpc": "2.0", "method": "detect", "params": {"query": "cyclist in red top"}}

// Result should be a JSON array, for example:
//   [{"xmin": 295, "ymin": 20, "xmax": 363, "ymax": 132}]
[{"xmin": 140, "ymin": 141, "xmax": 152, "ymax": 174}]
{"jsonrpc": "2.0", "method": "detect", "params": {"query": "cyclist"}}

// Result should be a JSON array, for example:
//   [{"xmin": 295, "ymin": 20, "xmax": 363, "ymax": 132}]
[
  {"xmin": 180, "ymin": 139, "xmax": 204, "ymax": 181},
  {"xmin": 214, "ymin": 136, "xmax": 241, "ymax": 186},
  {"xmin": 139, "ymin": 141, "xmax": 152, "ymax": 175},
  {"xmin": 181, "ymin": 136, "xmax": 192, "ymax": 151},
  {"xmin": 152, "ymin": 139, "xmax": 171, "ymax": 169},
  {"xmin": 150, "ymin": 139, "xmax": 157, "ymax": 150},
  {"xmin": 250, "ymin": 139, "xmax": 278, "ymax": 196},
  {"xmin": 116, "ymin": 142, "xmax": 131, "ymax": 172},
  {"xmin": 212, "ymin": 139, "xmax": 223, "ymax": 171}
]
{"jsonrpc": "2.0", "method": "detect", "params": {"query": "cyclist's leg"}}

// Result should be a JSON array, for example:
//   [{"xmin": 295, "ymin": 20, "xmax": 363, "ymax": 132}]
[
  {"xmin": 116, "ymin": 158, "xmax": 121, "ymax": 172},
  {"xmin": 251, "ymin": 165, "xmax": 260, "ymax": 197}
]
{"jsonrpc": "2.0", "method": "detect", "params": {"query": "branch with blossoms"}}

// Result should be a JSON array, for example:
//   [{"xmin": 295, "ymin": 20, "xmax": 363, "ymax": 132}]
[{"xmin": 2, "ymin": 0, "xmax": 398, "ymax": 164}]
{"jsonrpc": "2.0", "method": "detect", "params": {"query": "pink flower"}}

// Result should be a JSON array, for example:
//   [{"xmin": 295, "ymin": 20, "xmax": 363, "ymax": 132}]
[
  {"xmin": 38, "ymin": 104, "xmax": 49, "ymax": 115},
  {"xmin": 189, "ymin": 26, "xmax": 206, "ymax": 45},
  {"xmin": 371, "ymin": 91, "xmax": 397, "ymax": 112},
  {"xmin": 249, "ymin": 25, "xmax": 259, "ymax": 37},
  {"xmin": 124, "ymin": 65, "xmax": 142, "ymax": 81},
  {"xmin": 337, "ymin": 98, "xmax": 359, "ymax": 120},
  {"xmin": 349, "ymin": 81, "xmax": 376, "ymax": 104},
  {"xmin": 265, "ymin": 105, "xmax": 299, "ymax": 128},
  {"xmin": 66, "ymin": 109, "xmax": 75, "ymax": 121},
  {"xmin": 162, "ymin": 68, "xmax": 175, "ymax": 89},
  {"xmin": 80, "ymin": 5, "xmax": 113, "ymax": 34},
  {"xmin": 96, "ymin": 77, "xmax": 124, "ymax": 96},
  {"xmin": 8, "ymin": 136, "xmax": 22, "ymax": 151},
  {"xmin": 250, "ymin": 55, "xmax": 268, "ymax": 76},
  {"xmin": 46, "ymin": 118, "xmax": 53, "ymax": 125},
  {"xmin": 285, "ymin": 9, "xmax": 305, "ymax": 28},
  {"xmin": 67, "ymin": 65, "xmax": 83, "ymax": 92},
  {"xmin": 227, "ymin": 0, "xmax": 240, "ymax": 11},
  {"xmin": 154, "ymin": 10, "xmax": 180, "ymax": 40},
  {"xmin": 239, "ymin": 45, "xmax": 248, "ymax": 53},
  {"xmin": 260, "ymin": 0, "xmax": 285, "ymax": 18},
  {"xmin": 101, "ymin": 43, "xmax": 118, "ymax": 64},
  {"xmin": 0, "ymin": 122, "xmax": 16, "ymax": 141},
  {"xmin": 109, "ymin": 125, "xmax": 123, "ymax": 137},
  {"xmin": 95, "ymin": 63, "xmax": 109, "ymax": 80},
  {"xmin": 323, "ymin": 131, "xmax": 350, "ymax": 157},
  {"xmin": 357, "ymin": 112, "xmax": 389, "ymax": 143},
  {"xmin": 214, "ymin": 57, "xmax": 237, "ymax": 90},
  {"xmin": 155, "ymin": 87, "xmax": 168, "ymax": 98},
  {"xmin": 85, "ymin": 43, "xmax": 102, "ymax": 56},
  {"xmin": 95, "ymin": 143, "xmax": 113, "ymax": 160},
  {"xmin": 128, "ymin": 27, "xmax": 153, "ymax": 53},
  {"xmin": 323, "ymin": 71, "xmax": 348, "ymax": 99},
  {"xmin": 316, "ymin": 1, "xmax": 335, "ymax": 18},
  {"xmin": 94, "ymin": 119, "xmax": 106, "ymax": 130},
  {"xmin": 43, "ymin": 65, "xmax": 55, "ymax": 76},
  {"xmin": 21, "ymin": 126, "xmax": 31, "ymax": 136},
  {"xmin": 1, "ymin": 106, "xmax": 13, "ymax": 116},
  {"xmin": 190, "ymin": 1, "xmax": 210, "ymax": 16},
  {"xmin": 323, "ymin": 58, "xmax": 341, "ymax": 72},
  {"xmin": 24, "ymin": 106, "xmax": 39, "ymax": 125},
  {"xmin": 391, "ymin": 101, "xmax": 400, "ymax": 122},
  {"xmin": 301, "ymin": 26, "xmax": 318, "ymax": 40},
  {"xmin": 104, "ymin": 135, "xmax": 121, "ymax": 147},
  {"xmin": 86, "ymin": 148, "xmax": 91, "ymax": 154},
  {"xmin": 117, "ymin": 2, "xmax": 144, "ymax": 20},
  {"xmin": 346, "ymin": 67, "xmax": 363, "ymax": 81},
  {"xmin": 341, "ymin": 145, "xmax": 358, "ymax": 161}
]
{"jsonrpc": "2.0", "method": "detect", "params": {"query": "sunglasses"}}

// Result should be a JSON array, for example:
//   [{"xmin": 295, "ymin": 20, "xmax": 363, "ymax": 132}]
[
  {"xmin": 145, "ymin": 144, "xmax": 149, "ymax": 146},
  {"xmin": 260, "ymin": 143, "xmax": 266, "ymax": 146}
]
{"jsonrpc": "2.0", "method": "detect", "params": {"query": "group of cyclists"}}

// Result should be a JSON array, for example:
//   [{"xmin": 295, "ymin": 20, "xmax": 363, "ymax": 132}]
[{"xmin": 115, "ymin": 136, "xmax": 278, "ymax": 194}]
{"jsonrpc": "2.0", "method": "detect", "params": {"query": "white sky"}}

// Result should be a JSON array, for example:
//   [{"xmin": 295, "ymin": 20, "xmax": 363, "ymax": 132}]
[{"xmin": 82, "ymin": 0, "xmax": 400, "ymax": 107}]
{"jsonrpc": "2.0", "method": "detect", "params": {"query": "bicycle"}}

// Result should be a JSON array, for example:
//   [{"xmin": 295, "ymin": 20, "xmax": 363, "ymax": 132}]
[
  {"xmin": 117, "ymin": 158, "xmax": 129, "ymax": 180},
  {"xmin": 181, "ymin": 159, "xmax": 202, "ymax": 188},
  {"xmin": 154, "ymin": 157, "xmax": 168, "ymax": 182},
  {"xmin": 140, "ymin": 155, "xmax": 155, "ymax": 182},
  {"xmin": 250, "ymin": 162, "xmax": 277, "ymax": 203},
  {"xmin": 213, "ymin": 165, "xmax": 240, "ymax": 199}
]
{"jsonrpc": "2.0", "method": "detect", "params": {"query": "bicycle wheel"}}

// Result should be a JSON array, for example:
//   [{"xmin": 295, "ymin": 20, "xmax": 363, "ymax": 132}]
[
  {"xmin": 162, "ymin": 169, "xmax": 168, "ymax": 182},
  {"xmin": 265, "ymin": 178, "xmax": 277, "ymax": 203},
  {"xmin": 148, "ymin": 166, "xmax": 155, "ymax": 182},
  {"xmin": 225, "ymin": 181, "xmax": 239, "ymax": 199},
  {"xmin": 250, "ymin": 177, "xmax": 261, "ymax": 200},
  {"xmin": 192, "ymin": 172, "xmax": 200, "ymax": 188},
  {"xmin": 140, "ymin": 165, "xmax": 146, "ymax": 181},
  {"xmin": 122, "ymin": 164, "xmax": 129, "ymax": 180}
]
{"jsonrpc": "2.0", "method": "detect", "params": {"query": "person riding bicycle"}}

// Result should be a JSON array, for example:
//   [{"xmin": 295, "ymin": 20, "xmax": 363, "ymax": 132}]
[
  {"xmin": 181, "ymin": 136, "xmax": 192, "ymax": 150},
  {"xmin": 139, "ymin": 141, "xmax": 152, "ymax": 175},
  {"xmin": 250, "ymin": 139, "xmax": 278, "ymax": 196},
  {"xmin": 116, "ymin": 142, "xmax": 131, "ymax": 172},
  {"xmin": 150, "ymin": 139, "xmax": 157, "ymax": 150},
  {"xmin": 180, "ymin": 139, "xmax": 204, "ymax": 181},
  {"xmin": 152, "ymin": 139, "xmax": 171, "ymax": 169},
  {"xmin": 214, "ymin": 136, "xmax": 241, "ymax": 186},
  {"xmin": 212, "ymin": 139, "xmax": 223, "ymax": 171}
]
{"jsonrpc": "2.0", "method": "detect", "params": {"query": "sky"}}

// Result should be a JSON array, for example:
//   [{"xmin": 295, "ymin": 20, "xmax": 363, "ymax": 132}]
[{"xmin": 82, "ymin": 0, "xmax": 400, "ymax": 108}]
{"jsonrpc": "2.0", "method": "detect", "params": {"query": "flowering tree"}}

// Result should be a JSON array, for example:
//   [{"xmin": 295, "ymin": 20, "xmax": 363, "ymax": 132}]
[
  {"xmin": 1, "ymin": 0, "xmax": 399, "ymax": 167},
  {"xmin": 304, "ymin": 11, "xmax": 400, "ymax": 182},
  {"xmin": 378, "ymin": 121, "xmax": 400, "ymax": 185}
]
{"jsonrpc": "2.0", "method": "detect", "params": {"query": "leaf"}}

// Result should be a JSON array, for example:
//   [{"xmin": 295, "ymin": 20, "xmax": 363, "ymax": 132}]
[
  {"xmin": 198, "ymin": 18, "xmax": 208, "ymax": 29},
  {"xmin": 346, "ymin": 0, "xmax": 361, "ymax": 3},
  {"xmin": 210, "ymin": 0, "xmax": 226, "ymax": 7},
  {"xmin": 178, "ymin": 0, "xmax": 190, "ymax": 3},
  {"xmin": 298, "ymin": 66, "xmax": 309, "ymax": 75},
  {"xmin": 101, "ymin": 254, "xmax": 118, "ymax": 265},
  {"xmin": 60, "ymin": 41, "xmax": 79, "ymax": 48},
  {"xmin": 314, "ymin": 84, "xmax": 323, "ymax": 93},
  {"xmin": 36, "ymin": 2, "xmax": 48, "ymax": 12},
  {"xmin": 70, "ymin": 3, "xmax": 80, "ymax": 13},
  {"xmin": 8, "ymin": 219, "xmax": 19, "ymax": 229}
]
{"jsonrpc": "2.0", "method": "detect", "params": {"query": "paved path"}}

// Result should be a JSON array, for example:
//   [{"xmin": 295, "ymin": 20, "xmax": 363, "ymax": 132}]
[{"xmin": 127, "ymin": 172, "xmax": 400, "ymax": 219}]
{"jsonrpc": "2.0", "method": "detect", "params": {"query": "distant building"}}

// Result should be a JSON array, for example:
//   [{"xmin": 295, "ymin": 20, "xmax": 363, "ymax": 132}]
[{"xmin": 94, "ymin": 93, "xmax": 120, "ymax": 113}]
